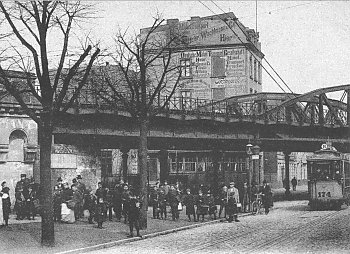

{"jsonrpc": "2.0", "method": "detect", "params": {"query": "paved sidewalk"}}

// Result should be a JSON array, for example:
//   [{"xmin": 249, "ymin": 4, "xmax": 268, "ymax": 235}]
[
  {"xmin": 0, "ymin": 187, "xmax": 309, "ymax": 254},
  {"xmin": 1, "ymin": 207, "xmax": 233, "ymax": 254}
]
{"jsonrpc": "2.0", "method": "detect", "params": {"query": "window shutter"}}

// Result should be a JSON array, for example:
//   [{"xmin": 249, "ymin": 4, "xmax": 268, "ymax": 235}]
[{"xmin": 211, "ymin": 56, "xmax": 225, "ymax": 77}]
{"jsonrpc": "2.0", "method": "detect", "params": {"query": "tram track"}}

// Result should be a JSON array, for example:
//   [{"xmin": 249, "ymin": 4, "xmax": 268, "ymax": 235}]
[
  {"xmin": 244, "ymin": 210, "xmax": 342, "ymax": 254},
  {"xmin": 175, "ymin": 209, "xmax": 343, "ymax": 254}
]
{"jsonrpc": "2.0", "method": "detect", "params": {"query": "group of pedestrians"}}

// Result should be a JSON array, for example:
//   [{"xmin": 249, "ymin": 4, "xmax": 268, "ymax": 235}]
[
  {"xmin": 0, "ymin": 174, "xmax": 40, "ymax": 227},
  {"xmin": 0, "ymin": 172, "xmax": 274, "ymax": 236},
  {"xmin": 53, "ymin": 176, "xmax": 143, "ymax": 237},
  {"xmin": 150, "ymin": 180, "xmax": 242, "ymax": 223},
  {"xmin": 14, "ymin": 174, "xmax": 40, "ymax": 221}
]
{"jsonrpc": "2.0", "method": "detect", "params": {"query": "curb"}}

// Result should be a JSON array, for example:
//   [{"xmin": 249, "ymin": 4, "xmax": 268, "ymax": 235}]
[{"xmin": 56, "ymin": 213, "xmax": 251, "ymax": 254}]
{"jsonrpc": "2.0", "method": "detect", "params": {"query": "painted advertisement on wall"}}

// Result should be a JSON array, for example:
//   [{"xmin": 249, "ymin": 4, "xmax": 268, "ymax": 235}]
[
  {"xmin": 179, "ymin": 19, "xmax": 248, "ymax": 46},
  {"xmin": 179, "ymin": 47, "xmax": 247, "ymax": 99}
]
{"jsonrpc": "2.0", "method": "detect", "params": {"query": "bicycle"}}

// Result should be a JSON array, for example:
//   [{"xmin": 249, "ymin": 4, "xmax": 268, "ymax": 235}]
[{"xmin": 251, "ymin": 193, "xmax": 264, "ymax": 215}]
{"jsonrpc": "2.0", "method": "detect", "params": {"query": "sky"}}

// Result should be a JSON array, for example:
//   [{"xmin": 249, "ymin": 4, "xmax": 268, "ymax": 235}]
[{"xmin": 85, "ymin": 1, "xmax": 350, "ymax": 97}]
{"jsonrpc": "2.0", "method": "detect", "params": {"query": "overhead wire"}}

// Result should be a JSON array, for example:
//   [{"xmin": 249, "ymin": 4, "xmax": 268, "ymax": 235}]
[
  {"xmin": 210, "ymin": 0, "xmax": 296, "ymax": 95},
  {"xmin": 198, "ymin": 0, "xmax": 289, "ymax": 95}
]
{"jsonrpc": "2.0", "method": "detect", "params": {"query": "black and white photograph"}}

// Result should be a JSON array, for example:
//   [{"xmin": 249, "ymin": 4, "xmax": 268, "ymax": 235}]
[{"xmin": 0, "ymin": 1, "xmax": 350, "ymax": 253}]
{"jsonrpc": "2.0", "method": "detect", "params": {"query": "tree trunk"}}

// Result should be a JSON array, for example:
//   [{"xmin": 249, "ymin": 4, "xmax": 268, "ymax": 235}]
[
  {"xmin": 138, "ymin": 118, "xmax": 149, "ymax": 229},
  {"xmin": 39, "ymin": 114, "xmax": 54, "ymax": 247}
]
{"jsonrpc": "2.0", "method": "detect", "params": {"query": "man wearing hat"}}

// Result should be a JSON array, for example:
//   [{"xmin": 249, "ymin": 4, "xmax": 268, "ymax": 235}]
[
  {"xmin": 226, "ymin": 181, "xmax": 240, "ymax": 222},
  {"xmin": 260, "ymin": 180, "xmax": 273, "ymax": 215},
  {"xmin": 15, "ymin": 174, "xmax": 30, "ymax": 220},
  {"xmin": 76, "ymin": 175, "xmax": 87, "ymax": 218},
  {"xmin": 56, "ymin": 177, "xmax": 64, "ymax": 190}
]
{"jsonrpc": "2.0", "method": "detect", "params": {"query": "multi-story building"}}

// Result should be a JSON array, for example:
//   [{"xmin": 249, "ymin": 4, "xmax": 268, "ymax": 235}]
[
  {"xmin": 138, "ymin": 12, "xmax": 264, "ymax": 191},
  {"xmin": 141, "ymin": 12, "xmax": 264, "ymax": 101}
]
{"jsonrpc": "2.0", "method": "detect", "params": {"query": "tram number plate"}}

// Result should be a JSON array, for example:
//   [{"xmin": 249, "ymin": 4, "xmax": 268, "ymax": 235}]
[{"xmin": 318, "ymin": 192, "xmax": 331, "ymax": 198}]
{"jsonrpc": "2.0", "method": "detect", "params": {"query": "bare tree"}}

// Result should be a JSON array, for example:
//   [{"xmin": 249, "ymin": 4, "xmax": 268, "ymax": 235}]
[
  {"xmin": 97, "ymin": 16, "xmax": 185, "ymax": 228},
  {"xmin": 0, "ymin": 1, "xmax": 100, "ymax": 246}
]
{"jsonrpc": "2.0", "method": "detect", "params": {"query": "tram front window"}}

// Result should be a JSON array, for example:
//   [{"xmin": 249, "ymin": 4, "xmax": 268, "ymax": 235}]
[{"xmin": 311, "ymin": 162, "xmax": 342, "ymax": 182}]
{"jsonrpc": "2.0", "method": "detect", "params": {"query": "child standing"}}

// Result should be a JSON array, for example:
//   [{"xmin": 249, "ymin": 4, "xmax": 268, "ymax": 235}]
[{"xmin": 95, "ymin": 197, "xmax": 107, "ymax": 229}]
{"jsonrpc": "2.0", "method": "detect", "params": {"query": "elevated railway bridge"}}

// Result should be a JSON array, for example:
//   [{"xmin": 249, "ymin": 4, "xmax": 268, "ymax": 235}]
[
  {"xmin": 1, "ymin": 84, "xmax": 348, "ymax": 153},
  {"xmin": 0, "ymin": 83, "xmax": 349, "ymax": 189}
]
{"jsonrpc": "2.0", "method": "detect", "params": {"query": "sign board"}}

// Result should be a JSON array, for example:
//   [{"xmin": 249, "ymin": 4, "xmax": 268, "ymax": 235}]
[
  {"xmin": 252, "ymin": 154, "xmax": 259, "ymax": 160},
  {"xmin": 51, "ymin": 154, "xmax": 77, "ymax": 169}
]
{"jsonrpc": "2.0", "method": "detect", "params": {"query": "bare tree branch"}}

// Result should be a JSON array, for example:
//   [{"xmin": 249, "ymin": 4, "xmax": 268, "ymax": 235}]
[
  {"xmin": 62, "ymin": 47, "xmax": 100, "ymax": 112},
  {"xmin": 0, "ymin": 65, "xmax": 41, "ymax": 124}
]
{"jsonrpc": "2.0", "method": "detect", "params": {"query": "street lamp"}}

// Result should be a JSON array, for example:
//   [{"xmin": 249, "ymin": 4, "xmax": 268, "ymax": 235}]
[
  {"xmin": 252, "ymin": 145, "xmax": 261, "ymax": 185},
  {"xmin": 246, "ymin": 143, "xmax": 253, "ymax": 212}
]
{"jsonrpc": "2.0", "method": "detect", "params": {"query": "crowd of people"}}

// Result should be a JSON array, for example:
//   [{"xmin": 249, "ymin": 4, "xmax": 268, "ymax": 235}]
[{"xmin": 0, "ymin": 173, "xmax": 274, "ymax": 237}]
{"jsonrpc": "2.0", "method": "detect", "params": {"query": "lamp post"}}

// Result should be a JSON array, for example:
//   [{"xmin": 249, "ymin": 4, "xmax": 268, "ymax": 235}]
[
  {"xmin": 252, "ymin": 145, "xmax": 261, "ymax": 185},
  {"xmin": 246, "ymin": 143, "xmax": 253, "ymax": 212}
]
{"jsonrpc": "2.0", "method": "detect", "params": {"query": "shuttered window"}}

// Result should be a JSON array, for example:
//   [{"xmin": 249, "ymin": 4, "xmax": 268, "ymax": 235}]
[{"xmin": 211, "ymin": 56, "xmax": 225, "ymax": 77}]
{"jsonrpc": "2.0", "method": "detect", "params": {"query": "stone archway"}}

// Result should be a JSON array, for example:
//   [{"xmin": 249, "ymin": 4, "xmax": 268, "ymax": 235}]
[{"xmin": 8, "ymin": 129, "xmax": 27, "ymax": 162}]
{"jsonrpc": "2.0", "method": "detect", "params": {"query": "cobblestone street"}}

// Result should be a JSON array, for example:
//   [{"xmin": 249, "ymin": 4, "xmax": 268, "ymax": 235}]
[{"xmin": 93, "ymin": 201, "xmax": 350, "ymax": 254}]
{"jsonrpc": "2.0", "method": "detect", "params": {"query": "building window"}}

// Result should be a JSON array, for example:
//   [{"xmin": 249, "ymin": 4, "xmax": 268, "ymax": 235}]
[
  {"xmin": 254, "ymin": 60, "xmax": 257, "ymax": 81},
  {"xmin": 211, "ymin": 56, "xmax": 225, "ymax": 77},
  {"xmin": 100, "ymin": 150, "xmax": 112, "ymax": 177},
  {"xmin": 180, "ymin": 59, "xmax": 191, "ymax": 77},
  {"xmin": 184, "ymin": 157, "xmax": 196, "ymax": 172},
  {"xmin": 258, "ymin": 61, "xmax": 262, "ymax": 84},
  {"xmin": 8, "ymin": 130, "xmax": 27, "ymax": 162},
  {"xmin": 180, "ymin": 90, "xmax": 192, "ymax": 110},
  {"xmin": 249, "ymin": 56, "xmax": 253, "ymax": 79}
]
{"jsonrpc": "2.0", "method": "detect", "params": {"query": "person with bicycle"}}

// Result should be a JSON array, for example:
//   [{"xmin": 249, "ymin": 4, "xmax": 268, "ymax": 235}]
[{"xmin": 260, "ymin": 180, "xmax": 273, "ymax": 215}]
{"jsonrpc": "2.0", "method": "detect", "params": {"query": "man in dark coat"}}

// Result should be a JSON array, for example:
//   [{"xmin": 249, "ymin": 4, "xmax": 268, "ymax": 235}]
[
  {"xmin": 196, "ymin": 190, "xmax": 208, "ymax": 222},
  {"xmin": 112, "ymin": 183, "xmax": 123, "ymax": 222},
  {"xmin": 167, "ymin": 185, "xmax": 180, "ymax": 221},
  {"xmin": 53, "ymin": 185, "xmax": 62, "ymax": 222},
  {"xmin": 158, "ymin": 188, "xmax": 167, "ymax": 220},
  {"xmin": 72, "ymin": 185, "xmax": 83, "ymax": 220},
  {"xmin": 183, "ymin": 189, "xmax": 196, "ymax": 222},
  {"xmin": 218, "ymin": 186, "xmax": 227, "ymax": 218},
  {"xmin": 84, "ymin": 189, "xmax": 96, "ymax": 224},
  {"xmin": 291, "ymin": 177, "xmax": 297, "ymax": 191},
  {"xmin": 121, "ymin": 184, "xmax": 131, "ymax": 223},
  {"xmin": 95, "ymin": 182, "xmax": 107, "ymax": 200},
  {"xmin": 76, "ymin": 175, "xmax": 87, "ymax": 218},
  {"xmin": 127, "ymin": 192, "xmax": 142, "ymax": 238},
  {"xmin": 150, "ymin": 186, "xmax": 159, "ymax": 219},
  {"xmin": 260, "ymin": 180, "xmax": 273, "ymax": 215},
  {"xmin": 15, "ymin": 174, "xmax": 30, "ymax": 220}
]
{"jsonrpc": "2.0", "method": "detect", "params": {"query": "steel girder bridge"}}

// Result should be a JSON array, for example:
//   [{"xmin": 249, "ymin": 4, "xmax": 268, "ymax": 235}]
[{"xmin": 0, "ymin": 84, "xmax": 349, "ymax": 152}]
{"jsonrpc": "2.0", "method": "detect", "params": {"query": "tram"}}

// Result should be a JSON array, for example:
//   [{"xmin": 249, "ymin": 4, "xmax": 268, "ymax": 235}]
[{"xmin": 307, "ymin": 143, "xmax": 350, "ymax": 210}]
